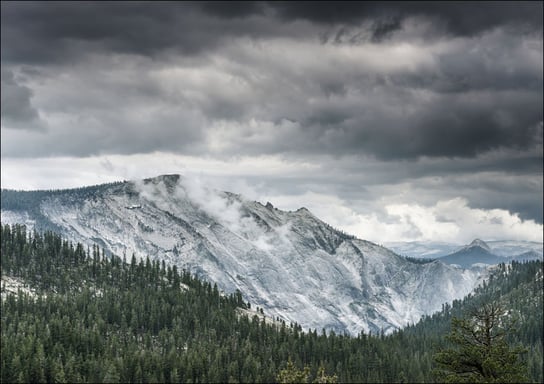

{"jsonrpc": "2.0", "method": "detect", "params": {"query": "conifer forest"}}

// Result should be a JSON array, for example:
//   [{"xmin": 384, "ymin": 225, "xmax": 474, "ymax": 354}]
[{"xmin": 1, "ymin": 224, "xmax": 542, "ymax": 383}]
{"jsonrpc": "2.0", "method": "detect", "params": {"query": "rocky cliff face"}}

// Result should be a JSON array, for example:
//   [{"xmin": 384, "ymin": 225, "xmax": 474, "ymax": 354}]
[{"xmin": 1, "ymin": 174, "xmax": 485, "ymax": 335}]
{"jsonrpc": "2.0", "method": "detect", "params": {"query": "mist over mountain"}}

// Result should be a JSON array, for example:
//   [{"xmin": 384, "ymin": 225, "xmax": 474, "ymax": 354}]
[{"xmin": 1, "ymin": 174, "xmax": 487, "ymax": 335}]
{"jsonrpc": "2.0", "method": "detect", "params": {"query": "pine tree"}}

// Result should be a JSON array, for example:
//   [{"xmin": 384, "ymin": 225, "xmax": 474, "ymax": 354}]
[
  {"xmin": 277, "ymin": 357, "xmax": 310, "ymax": 384},
  {"xmin": 433, "ymin": 303, "xmax": 529, "ymax": 383},
  {"xmin": 313, "ymin": 364, "xmax": 338, "ymax": 383}
]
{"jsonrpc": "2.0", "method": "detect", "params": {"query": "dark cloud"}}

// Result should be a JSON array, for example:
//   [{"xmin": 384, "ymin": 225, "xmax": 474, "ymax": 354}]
[
  {"xmin": 1, "ymin": 2, "xmax": 263, "ymax": 64},
  {"xmin": 466, "ymin": 180, "xmax": 543, "ymax": 223},
  {"xmin": 370, "ymin": 17, "xmax": 403, "ymax": 42},
  {"xmin": 1, "ymin": 2, "xmax": 191, "ymax": 63},
  {"xmin": 386, "ymin": 91, "xmax": 542, "ymax": 159},
  {"xmin": 239, "ymin": 161, "xmax": 544, "ymax": 225},
  {"xmin": 1, "ymin": 99, "xmax": 206, "ymax": 158},
  {"xmin": 0, "ymin": 68, "xmax": 46, "ymax": 131},
  {"xmin": 1, "ymin": 1, "xmax": 542, "ymax": 232},
  {"xmin": 199, "ymin": 1, "xmax": 266, "ymax": 19},
  {"xmin": 246, "ymin": 86, "xmax": 543, "ymax": 161},
  {"xmin": 269, "ymin": 1, "xmax": 542, "ymax": 35},
  {"xmin": 3, "ymin": 2, "xmax": 542, "ymax": 66},
  {"xmin": 282, "ymin": 31, "xmax": 542, "ymax": 161}
]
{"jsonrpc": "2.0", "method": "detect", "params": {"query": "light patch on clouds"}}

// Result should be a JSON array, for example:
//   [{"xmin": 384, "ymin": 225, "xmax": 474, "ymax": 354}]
[
  {"xmin": 352, "ymin": 198, "xmax": 543, "ymax": 244},
  {"xmin": 206, "ymin": 118, "xmax": 302, "ymax": 153},
  {"xmin": 0, "ymin": 153, "xmax": 319, "ymax": 190}
]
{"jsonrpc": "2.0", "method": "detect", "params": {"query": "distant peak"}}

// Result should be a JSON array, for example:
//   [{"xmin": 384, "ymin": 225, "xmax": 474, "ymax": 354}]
[{"xmin": 468, "ymin": 239, "xmax": 491, "ymax": 251}]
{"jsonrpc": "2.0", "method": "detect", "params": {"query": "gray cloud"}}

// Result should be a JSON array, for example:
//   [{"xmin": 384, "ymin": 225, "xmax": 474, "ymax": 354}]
[
  {"xmin": 0, "ymin": 2, "xmax": 303, "ymax": 65},
  {"xmin": 1, "ymin": 2, "xmax": 541, "ymax": 161},
  {"xmin": 3, "ymin": 2, "xmax": 541, "ymax": 65},
  {"xmin": 0, "ymin": 68, "xmax": 46, "ymax": 131},
  {"xmin": 2, "ymin": 2, "xmax": 187, "ymax": 63},
  {"xmin": 1, "ymin": 1, "xmax": 542, "ymax": 233},
  {"xmin": 269, "ymin": 1, "xmax": 542, "ymax": 35}
]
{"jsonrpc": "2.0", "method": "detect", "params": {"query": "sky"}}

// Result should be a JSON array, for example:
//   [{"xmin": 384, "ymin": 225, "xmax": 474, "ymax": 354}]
[{"xmin": 1, "ymin": 1, "xmax": 543, "ymax": 245}]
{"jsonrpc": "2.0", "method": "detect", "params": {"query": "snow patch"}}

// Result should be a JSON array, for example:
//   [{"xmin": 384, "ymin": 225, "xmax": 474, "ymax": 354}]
[
  {"xmin": 0, "ymin": 210, "xmax": 36, "ymax": 230},
  {"xmin": 1, "ymin": 275, "xmax": 37, "ymax": 299}
]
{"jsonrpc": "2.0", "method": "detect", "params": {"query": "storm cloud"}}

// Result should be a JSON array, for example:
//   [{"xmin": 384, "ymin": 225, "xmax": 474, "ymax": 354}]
[
  {"xmin": 0, "ymin": 67, "xmax": 46, "ymax": 131},
  {"xmin": 1, "ymin": 1, "xmax": 542, "ymax": 242},
  {"xmin": 3, "ymin": 2, "xmax": 540, "ymax": 65}
]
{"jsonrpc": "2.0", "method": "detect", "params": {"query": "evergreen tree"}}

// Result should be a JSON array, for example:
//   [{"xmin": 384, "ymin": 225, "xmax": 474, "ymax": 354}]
[
  {"xmin": 313, "ymin": 364, "xmax": 338, "ymax": 383},
  {"xmin": 433, "ymin": 303, "xmax": 530, "ymax": 383},
  {"xmin": 277, "ymin": 357, "xmax": 310, "ymax": 384}
]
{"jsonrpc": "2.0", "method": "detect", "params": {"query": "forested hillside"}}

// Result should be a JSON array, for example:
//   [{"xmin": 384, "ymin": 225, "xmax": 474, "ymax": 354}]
[
  {"xmin": 0, "ymin": 176, "xmax": 485, "ymax": 336},
  {"xmin": 393, "ymin": 259, "xmax": 543, "ymax": 382},
  {"xmin": 1, "ymin": 224, "xmax": 542, "ymax": 383}
]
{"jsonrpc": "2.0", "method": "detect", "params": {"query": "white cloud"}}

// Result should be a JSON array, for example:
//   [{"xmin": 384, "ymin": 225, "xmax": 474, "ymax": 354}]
[
  {"xmin": 308, "ymin": 196, "xmax": 542, "ymax": 244},
  {"xmin": 256, "ymin": 190, "xmax": 543, "ymax": 244}
]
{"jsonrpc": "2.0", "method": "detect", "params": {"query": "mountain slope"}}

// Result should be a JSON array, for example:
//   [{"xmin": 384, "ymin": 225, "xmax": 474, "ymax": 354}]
[
  {"xmin": 397, "ymin": 259, "xmax": 543, "ymax": 383},
  {"xmin": 2, "ymin": 226, "xmax": 541, "ymax": 383},
  {"xmin": 1, "ymin": 174, "xmax": 485, "ymax": 335}
]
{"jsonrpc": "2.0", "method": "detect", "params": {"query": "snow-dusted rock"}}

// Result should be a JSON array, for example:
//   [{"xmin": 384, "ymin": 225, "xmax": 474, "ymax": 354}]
[{"xmin": 1, "ymin": 175, "xmax": 486, "ymax": 335}]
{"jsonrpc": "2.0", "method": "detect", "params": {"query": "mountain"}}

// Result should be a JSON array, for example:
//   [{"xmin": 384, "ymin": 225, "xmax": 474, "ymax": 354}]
[
  {"xmin": 512, "ymin": 250, "xmax": 543, "ymax": 261},
  {"xmin": 437, "ymin": 239, "xmax": 542, "ymax": 269},
  {"xmin": 3, "ymin": 225, "xmax": 541, "ymax": 383},
  {"xmin": 0, "ymin": 174, "xmax": 486, "ymax": 335},
  {"xmin": 465, "ymin": 238, "xmax": 491, "ymax": 252},
  {"xmin": 437, "ymin": 239, "xmax": 504, "ymax": 268},
  {"xmin": 487, "ymin": 240, "xmax": 544, "ymax": 258},
  {"xmin": 387, "ymin": 239, "xmax": 543, "ymax": 260}
]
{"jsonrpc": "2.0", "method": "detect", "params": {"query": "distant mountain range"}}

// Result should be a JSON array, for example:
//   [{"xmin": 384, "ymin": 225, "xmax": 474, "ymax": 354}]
[
  {"xmin": 387, "ymin": 239, "xmax": 543, "ymax": 269},
  {"xmin": 0, "ymin": 174, "xmax": 487, "ymax": 335},
  {"xmin": 435, "ymin": 239, "xmax": 542, "ymax": 269},
  {"xmin": 385, "ymin": 241, "xmax": 461, "ymax": 259}
]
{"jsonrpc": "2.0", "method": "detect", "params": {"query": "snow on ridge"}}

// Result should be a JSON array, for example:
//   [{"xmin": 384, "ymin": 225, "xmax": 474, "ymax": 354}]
[
  {"xmin": 1, "ymin": 175, "xmax": 488, "ymax": 335},
  {"xmin": 1, "ymin": 210, "xmax": 36, "ymax": 231},
  {"xmin": 467, "ymin": 238, "xmax": 491, "ymax": 251}
]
